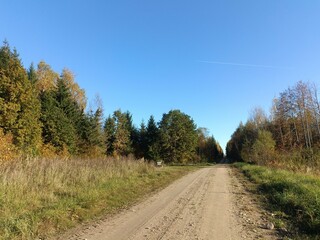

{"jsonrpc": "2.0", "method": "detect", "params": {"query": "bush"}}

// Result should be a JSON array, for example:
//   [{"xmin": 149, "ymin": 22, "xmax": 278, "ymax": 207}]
[{"xmin": 0, "ymin": 128, "xmax": 18, "ymax": 162}]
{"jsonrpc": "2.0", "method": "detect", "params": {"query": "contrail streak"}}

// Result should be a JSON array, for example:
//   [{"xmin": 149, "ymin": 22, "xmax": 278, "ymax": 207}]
[{"xmin": 198, "ymin": 60, "xmax": 290, "ymax": 69}]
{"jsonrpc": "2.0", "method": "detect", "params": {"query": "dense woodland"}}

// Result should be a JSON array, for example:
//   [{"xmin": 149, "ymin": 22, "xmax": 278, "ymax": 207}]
[
  {"xmin": 227, "ymin": 80, "xmax": 320, "ymax": 171},
  {"xmin": 0, "ymin": 41, "xmax": 223, "ymax": 163}
]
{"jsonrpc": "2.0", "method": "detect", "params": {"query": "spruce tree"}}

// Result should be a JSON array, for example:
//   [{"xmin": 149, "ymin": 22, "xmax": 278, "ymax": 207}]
[
  {"xmin": 104, "ymin": 115, "xmax": 116, "ymax": 155},
  {"xmin": 138, "ymin": 121, "xmax": 148, "ymax": 158},
  {"xmin": 76, "ymin": 108, "xmax": 104, "ymax": 156},
  {"xmin": 0, "ymin": 41, "xmax": 42, "ymax": 155},
  {"xmin": 146, "ymin": 115, "xmax": 160, "ymax": 160},
  {"xmin": 27, "ymin": 63, "xmax": 37, "ymax": 85},
  {"xmin": 113, "ymin": 110, "xmax": 131, "ymax": 156},
  {"xmin": 55, "ymin": 78, "xmax": 78, "ymax": 153}
]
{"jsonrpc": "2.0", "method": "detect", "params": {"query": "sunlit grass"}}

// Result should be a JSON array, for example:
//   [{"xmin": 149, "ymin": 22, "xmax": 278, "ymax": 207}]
[
  {"xmin": 235, "ymin": 163, "xmax": 320, "ymax": 238},
  {"xmin": 0, "ymin": 157, "xmax": 195, "ymax": 240}
]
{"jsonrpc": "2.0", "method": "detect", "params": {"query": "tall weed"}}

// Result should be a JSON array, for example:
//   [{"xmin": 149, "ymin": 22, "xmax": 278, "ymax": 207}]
[{"xmin": 0, "ymin": 156, "xmax": 161, "ymax": 239}]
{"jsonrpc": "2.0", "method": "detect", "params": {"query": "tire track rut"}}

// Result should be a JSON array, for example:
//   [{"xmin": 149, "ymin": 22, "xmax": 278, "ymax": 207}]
[{"xmin": 62, "ymin": 166, "xmax": 278, "ymax": 240}]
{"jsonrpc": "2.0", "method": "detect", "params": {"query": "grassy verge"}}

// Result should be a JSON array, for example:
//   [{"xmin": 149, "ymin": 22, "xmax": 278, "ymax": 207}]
[
  {"xmin": 234, "ymin": 163, "xmax": 320, "ymax": 239},
  {"xmin": 0, "ymin": 157, "xmax": 197, "ymax": 240}
]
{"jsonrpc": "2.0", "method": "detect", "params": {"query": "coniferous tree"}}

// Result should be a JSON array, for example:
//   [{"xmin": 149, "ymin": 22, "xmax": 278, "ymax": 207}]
[
  {"xmin": 79, "ymin": 108, "xmax": 104, "ymax": 156},
  {"xmin": 103, "ymin": 110, "xmax": 132, "ymax": 157},
  {"xmin": 104, "ymin": 115, "xmax": 116, "ymax": 155},
  {"xmin": 138, "ymin": 121, "xmax": 148, "ymax": 158},
  {"xmin": 0, "ymin": 41, "xmax": 42, "ymax": 154},
  {"xmin": 146, "ymin": 115, "xmax": 160, "ymax": 160},
  {"xmin": 113, "ymin": 110, "xmax": 131, "ymax": 156},
  {"xmin": 125, "ymin": 111, "xmax": 137, "ymax": 155},
  {"xmin": 40, "ymin": 76, "xmax": 80, "ymax": 154},
  {"xmin": 55, "ymin": 78, "xmax": 79, "ymax": 153},
  {"xmin": 40, "ymin": 89, "xmax": 76, "ymax": 154},
  {"xmin": 27, "ymin": 63, "xmax": 37, "ymax": 85}
]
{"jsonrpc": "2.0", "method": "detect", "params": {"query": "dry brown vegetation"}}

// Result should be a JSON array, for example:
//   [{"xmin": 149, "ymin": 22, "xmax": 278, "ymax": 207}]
[{"xmin": 0, "ymin": 156, "xmax": 195, "ymax": 239}]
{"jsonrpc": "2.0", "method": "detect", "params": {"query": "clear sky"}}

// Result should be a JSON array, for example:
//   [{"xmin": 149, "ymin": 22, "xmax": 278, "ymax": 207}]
[{"xmin": 1, "ymin": 0, "xmax": 320, "ymax": 151}]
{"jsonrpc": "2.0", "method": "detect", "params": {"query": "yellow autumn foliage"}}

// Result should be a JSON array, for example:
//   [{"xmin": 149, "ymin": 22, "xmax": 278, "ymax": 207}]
[{"xmin": 0, "ymin": 128, "xmax": 18, "ymax": 161}]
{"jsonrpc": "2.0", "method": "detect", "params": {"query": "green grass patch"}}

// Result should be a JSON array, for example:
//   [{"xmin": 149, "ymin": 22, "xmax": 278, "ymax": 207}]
[
  {"xmin": 234, "ymin": 162, "xmax": 320, "ymax": 238},
  {"xmin": 0, "ymin": 157, "xmax": 196, "ymax": 240}
]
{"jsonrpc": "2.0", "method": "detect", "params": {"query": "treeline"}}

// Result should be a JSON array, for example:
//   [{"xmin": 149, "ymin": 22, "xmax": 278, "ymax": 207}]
[
  {"xmin": 227, "ymin": 80, "xmax": 320, "ymax": 171},
  {"xmin": 0, "ymin": 41, "xmax": 223, "ymax": 163}
]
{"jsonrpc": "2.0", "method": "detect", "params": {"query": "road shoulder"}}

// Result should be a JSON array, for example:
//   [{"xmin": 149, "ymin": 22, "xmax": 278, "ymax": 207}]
[{"xmin": 230, "ymin": 167, "xmax": 280, "ymax": 239}]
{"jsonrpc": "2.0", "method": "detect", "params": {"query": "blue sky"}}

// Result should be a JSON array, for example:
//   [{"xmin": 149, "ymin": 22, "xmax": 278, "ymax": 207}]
[{"xmin": 1, "ymin": 0, "xmax": 320, "ymax": 151}]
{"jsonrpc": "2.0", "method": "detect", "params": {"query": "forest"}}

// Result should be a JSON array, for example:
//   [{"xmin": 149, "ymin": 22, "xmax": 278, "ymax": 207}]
[
  {"xmin": 0, "ymin": 41, "xmax": 223, "ymax": 163},
  {"xmin": 227, "ymin": 80, "xmax": 320, "ymax": 173}
]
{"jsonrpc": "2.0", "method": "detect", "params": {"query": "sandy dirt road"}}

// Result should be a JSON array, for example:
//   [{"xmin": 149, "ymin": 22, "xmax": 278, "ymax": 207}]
[{"xmin": 64, "ymin": 166, "xmax": 277, "ymax": 240}]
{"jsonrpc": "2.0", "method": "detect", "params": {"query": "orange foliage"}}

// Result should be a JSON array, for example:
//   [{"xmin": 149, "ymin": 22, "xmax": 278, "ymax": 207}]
[
  {"xmin": 0, "ymin": 128, "xmax": 18, "ymax": 161},
  {"xmin": 40, "ymin": 143, "xmax": 58, "ymax": 159},
  {"xmin": 40, "ymin": 143, "xmax": 71, "ymax": 159}
]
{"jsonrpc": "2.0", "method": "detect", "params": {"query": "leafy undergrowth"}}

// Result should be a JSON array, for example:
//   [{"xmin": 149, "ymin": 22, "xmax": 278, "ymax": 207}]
[
  {"xmin": 235, "ymin": 163, "xmax": 320, "ymax": 239},
  {"xmin": 0, "ymin": 157, "xmax": 196, "ymax": 240}
]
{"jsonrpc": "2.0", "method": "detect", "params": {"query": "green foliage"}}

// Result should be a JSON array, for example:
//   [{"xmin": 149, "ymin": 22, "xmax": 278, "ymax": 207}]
[
  {"xmin": 0, "ymin": 41, "xmax": 218, "ymax": 162},
  {"xmin": 125, "ymin": 111, "xmax": 138, "ymax": 156},
  {"xmin": 40, "ymin": 78, "xmax": 79, "ymax": 154},
  {"xmin": 227, "ymin": 122, "xmax": 258, "ymax": 162},
  {"xmin": 196, "ymin": 128, "xmax": 223, "ymax": 163},
  {"xmin": 0, "ymin": 41, "xmax": 42, "ymax": 155},
  {"xmin": 104, "ymin": 115, "xmax": 116, "ymax": 155},
  {"xmin": 236, "ymin": 163, "xmax": 320, "ymax": 236},
  {"xmin": 104, "ymin": 110, "xmax": 132, "ymax": 157},
  {"xmin": 78, "ymin": 108, "xmax": 104, "ymax": 157},
  {"xmin": 146, "ymin": 115, "xmax": 161, "ymax": 160},
  {"xmin": 27, "ymin": 63, "xmax": 37, "ymax": 85},
  {"xmin": 40, "ymin": 90, "xmax": 77, "ymax": 154},
  {"xmin": 251, "ymin": 130, "xmax": 276, "ymax": 165},
  {"xmin": 159, "ymin": 110, "xmax": 198, "ymax": 163},
  {"xmin": 139, "ymin": 121, "xmax": 148, "ymax": 157},
  {"xmin": 132, "ymin": 121, "xmax": 148, "ymax": 158},
  {"xmin": 227, "ymin": 80, "xmax": 320, "ymax": 173}
]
